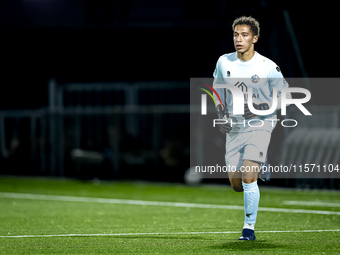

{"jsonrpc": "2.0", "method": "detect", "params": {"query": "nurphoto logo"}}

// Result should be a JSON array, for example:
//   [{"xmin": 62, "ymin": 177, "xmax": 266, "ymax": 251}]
[{"xmin": 199, "ymin": 82, "xmax": 312, "ymax": 128}]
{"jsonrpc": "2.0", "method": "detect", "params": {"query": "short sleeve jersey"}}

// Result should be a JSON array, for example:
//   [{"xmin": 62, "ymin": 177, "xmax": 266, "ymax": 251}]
[{"xmin": 213, "ymin": 51, "xmax": 289, "ymax": 134}]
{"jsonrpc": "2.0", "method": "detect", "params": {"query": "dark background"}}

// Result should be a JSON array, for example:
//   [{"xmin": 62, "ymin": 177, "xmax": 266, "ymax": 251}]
[
  {"xmin": 0, "ymin": 0, "xmax": 338, "ymax": 110},
  {"xmin": 0, "ymin": 0, "xmax": 339, "ymax": 187}
]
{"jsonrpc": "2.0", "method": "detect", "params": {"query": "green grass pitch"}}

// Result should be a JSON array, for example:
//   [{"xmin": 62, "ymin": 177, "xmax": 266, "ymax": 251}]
[{"xmin": 0, "ymin": 176, "xmax": 340, "ymax": 254}]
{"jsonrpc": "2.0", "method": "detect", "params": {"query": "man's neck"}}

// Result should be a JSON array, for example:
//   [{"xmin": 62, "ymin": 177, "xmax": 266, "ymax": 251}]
[{"xmin": 237, "ymin": 50, "xmax": 255, "ymax": 62}]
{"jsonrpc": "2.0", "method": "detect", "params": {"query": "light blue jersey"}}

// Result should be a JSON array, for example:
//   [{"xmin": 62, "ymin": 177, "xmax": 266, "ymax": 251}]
[{"xmin": 213, "ymin": 51, "xmax": 291, "ymax": 134}]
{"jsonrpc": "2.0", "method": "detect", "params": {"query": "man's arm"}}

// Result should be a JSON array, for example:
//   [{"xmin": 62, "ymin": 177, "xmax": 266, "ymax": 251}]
[
  {"xmin": 268, "ymin": 67, "xmax": 292, "ymax": 111},
  {"xmin": 213, "ymin": 57, "xmax": 232, "ymax": 134}
]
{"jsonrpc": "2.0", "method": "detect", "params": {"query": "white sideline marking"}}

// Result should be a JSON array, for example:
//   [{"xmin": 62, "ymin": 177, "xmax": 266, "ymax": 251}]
[
  {"xmin": 1, "ymin": 229, "xmax": 340, "ymax": 238},
  {"xmin": 1, "ymin": 192, "xmax": 340, "ymax": 215},
  {"xmin": 284, "ymin": 201, "xmax": 340, "ymax": 207}
]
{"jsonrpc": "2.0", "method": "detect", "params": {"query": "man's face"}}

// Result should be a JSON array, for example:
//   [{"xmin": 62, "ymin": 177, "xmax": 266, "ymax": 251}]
[{"xmin": 233, "ymin": 25, "xmax": 258, "ymax": 53}]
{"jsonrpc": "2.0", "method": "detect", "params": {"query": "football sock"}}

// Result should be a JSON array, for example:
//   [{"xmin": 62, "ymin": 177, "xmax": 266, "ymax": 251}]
[
  {"xmin": 243, "ymin": 222, "xmax": 254, "ymax": 231},
  {"xmin": 242, "ymin": 180, "xmax": 260, "ymax": 229}
]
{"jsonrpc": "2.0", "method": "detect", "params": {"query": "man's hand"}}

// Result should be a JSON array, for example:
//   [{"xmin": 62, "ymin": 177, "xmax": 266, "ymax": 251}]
[
  {"xmin": 242, "ymin": 103, "xmax": 269, "ymax": 120},
  {"xmin": 216, "ymin": 104, "xmax": 232, "ymax": 134}
]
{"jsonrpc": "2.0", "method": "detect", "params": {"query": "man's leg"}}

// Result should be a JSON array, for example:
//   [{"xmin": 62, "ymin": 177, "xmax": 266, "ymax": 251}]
[
  {"xmin": 239, "ymin": 159, "xmax": 260, "ymax": 240},
  {"xmin": 228, "ymin": 170, "xmax": 243, "ymax": 192}
]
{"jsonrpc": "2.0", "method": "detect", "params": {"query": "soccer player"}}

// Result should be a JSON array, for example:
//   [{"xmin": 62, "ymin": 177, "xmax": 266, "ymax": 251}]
[{"xmin": 212, "ymin": 16, "xmax": 291, "ymax": 240}]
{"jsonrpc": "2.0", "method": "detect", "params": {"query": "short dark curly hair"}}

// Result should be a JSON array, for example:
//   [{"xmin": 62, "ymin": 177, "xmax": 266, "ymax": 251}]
[{"xmin": 232, "ymin": 16, "xmax": 260, "ymax": 38}]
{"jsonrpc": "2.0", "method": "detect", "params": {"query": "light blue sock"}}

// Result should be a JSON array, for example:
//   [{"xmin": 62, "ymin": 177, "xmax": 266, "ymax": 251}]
[{"xmin": 242, "ymin": 181, "xmax": 260, "ymax": 229}]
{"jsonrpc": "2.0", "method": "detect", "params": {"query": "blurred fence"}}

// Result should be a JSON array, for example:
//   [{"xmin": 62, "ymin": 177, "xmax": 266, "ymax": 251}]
[
  {"xmin": 278, "ymin": 106, "xmax": 340, "ymax": 189},
  {"xmin": 0, "ymin": 80, "xmax": 190, "ymax": 180},
  {"xmin": 1, "ymin": 81, "xmax": 340, "ymax": 188}
]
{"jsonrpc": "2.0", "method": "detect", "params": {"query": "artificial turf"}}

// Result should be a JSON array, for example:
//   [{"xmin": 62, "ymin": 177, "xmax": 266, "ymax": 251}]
[{"xmin": 0, "ymin": 176, "xmax": 340, "ymax": 254}]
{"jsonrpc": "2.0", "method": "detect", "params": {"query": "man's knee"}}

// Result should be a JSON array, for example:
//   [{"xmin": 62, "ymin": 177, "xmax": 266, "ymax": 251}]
[
  {"xmin": 242, "ymin": 177, "xmax": 257, "ymax": 184},
  {"xmin": 242, "ymin": 160, "xmax": 259, "ymax": 184}
]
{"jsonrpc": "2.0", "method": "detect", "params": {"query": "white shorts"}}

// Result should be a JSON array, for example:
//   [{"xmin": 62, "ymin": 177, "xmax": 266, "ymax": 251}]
[{"xmin": 225, "ymin": 130, "xmax": 271, "ymax": 172}]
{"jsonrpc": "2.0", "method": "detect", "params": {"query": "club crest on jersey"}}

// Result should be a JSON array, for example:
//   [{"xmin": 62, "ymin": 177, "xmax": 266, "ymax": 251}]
[{"xmin": 251, "ymin": 74, "xmax": 260, "ymax": 83}]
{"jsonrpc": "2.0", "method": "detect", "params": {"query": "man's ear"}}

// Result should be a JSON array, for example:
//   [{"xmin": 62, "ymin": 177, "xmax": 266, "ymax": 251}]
[{"xmin": 252, "ymin": 35, "xmax": 258, "ymax": 44}]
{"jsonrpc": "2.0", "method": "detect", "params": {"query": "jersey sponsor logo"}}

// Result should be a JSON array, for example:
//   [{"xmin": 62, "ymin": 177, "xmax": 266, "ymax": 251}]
[
  {"xmin": 259, "ymin": 152, "xmax": 263, "ymax": 158},
  {"xmin": 276, "ymin": 66, "xmax": 281, "ymax": 72},
  {"xmin": 234, "ymin": 81, "xmax": 259, "ymax": 99},
  {"xmin": 251, "ymin": 74, "xmax": 260, "ymax": 83},
  {"xmin": 234, "ymin": 81, "xmax": 247, "ymax": 92},
  {"xmin": 227, "ymin": 71, "xmax": 231, "ymax": 77}
]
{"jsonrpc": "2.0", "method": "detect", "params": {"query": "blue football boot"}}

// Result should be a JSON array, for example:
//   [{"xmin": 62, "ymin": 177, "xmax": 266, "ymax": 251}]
[{"xmin": 238, "ymin": 229, "xmax": 256, "ymax": 241}]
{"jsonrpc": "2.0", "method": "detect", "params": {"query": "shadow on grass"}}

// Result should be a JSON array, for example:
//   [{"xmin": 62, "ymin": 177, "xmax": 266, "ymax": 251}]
[{"xmin": 209, "ymin": 240, "xmax": 286, "ymax": 251}]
